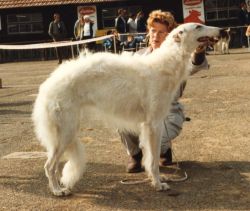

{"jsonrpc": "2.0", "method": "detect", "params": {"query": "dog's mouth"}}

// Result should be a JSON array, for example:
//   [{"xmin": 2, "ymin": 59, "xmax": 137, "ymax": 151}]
[{"xmin": 197, "ymin": 36, "xmax": 219, "ymax": 43}]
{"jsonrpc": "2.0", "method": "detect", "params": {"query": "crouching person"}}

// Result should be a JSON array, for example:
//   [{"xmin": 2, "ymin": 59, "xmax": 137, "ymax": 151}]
[{"xmin": 119, "ymin": 10, "xmax": 209, "ymax": 173}]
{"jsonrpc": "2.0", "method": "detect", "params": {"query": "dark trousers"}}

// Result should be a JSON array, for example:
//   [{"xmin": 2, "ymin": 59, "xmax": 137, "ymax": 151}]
[
  {"xmin": 55, "ymin": 47, "xmax": 63, "ymax": 63},
  {"xmin": 240, "ymin": 26, "xmax": 248, "ymax": 47},
  {"xmin": 82, "ymin": 36, "xmax": 95, "ymax": 51}
]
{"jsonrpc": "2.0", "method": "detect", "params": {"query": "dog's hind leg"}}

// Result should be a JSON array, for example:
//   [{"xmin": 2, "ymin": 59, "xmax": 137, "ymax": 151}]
[
  {"xmin": 225, "ymin": 43, "xmax": 230, "ymax": 54},
  {"xmin": 45, "ymin": 109, "xmax": 81, "ymax": 196},
  {"xmin": 140, "ymin": 122, "xmax": 170, "ymax": 191},
  {"xmin": 222, "ymin": 42, "xmax": 226, "ymax": 54},
  {"xmin": 44, "ymin": 146, "xmax": 71, "ymax": 196},
  {"xmin": 60, "ymin": 140, "xmax": 86, "ymax": 191}
]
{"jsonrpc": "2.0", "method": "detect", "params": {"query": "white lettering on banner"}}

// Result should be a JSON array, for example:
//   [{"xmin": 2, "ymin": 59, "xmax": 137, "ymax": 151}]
[
  {"xmin": 183, "ymin": 0, "xmax": 202, "ymax": 6},
  {"xmin": 0, "ymin": 35, "xmax": 113, "ymax": 50},
  {"xmin": 182, "ymin": 0, "xmax": 205, "ymax": 24}
]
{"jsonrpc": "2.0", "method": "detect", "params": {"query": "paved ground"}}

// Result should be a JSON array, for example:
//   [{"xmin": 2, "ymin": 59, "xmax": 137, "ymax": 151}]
[{"xmin": 0, "ymin": 49, "xmax": 250, "ymax": 210}]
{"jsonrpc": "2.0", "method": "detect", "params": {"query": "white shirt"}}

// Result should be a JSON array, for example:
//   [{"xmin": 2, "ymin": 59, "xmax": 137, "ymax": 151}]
[
  {"xmin": 127, "ymin": 18, "xmax": 137, "ymax": 33},
  {"xmin": 83, "ymin": 22, "xmax": 91, "ymax": 36}
]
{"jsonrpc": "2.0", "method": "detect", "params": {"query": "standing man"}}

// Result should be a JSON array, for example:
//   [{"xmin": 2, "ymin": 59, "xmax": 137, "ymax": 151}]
[
  {"xmin": 48, "ymin": 13, "xmax": 67, "ymax": 64},
  {"xmin": 136, "ymin": 11, "xmax": 147, "ymax": 33},
  {"xmin": 115, "ymin": 8, "xmax": 128, "ymax": 42},
  {"xmin": 238, "ymin": 2, "xmax": 249, "ymax": 47},
  {"xmin": 119, "ymin": 10, "xmax": 209, "ymax": 173}
]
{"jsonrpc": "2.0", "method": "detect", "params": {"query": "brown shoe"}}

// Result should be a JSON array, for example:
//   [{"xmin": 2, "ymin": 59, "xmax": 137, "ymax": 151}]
[
  {"xmin": 126, "ymin": 150, "xmax": 143, "ymax": 173},
  {"xmin": 160, "ymin": 148, "xmax": 173, "ymax": 166}
]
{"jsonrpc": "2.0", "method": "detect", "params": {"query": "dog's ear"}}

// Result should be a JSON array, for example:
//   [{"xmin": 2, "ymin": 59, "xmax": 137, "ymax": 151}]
[{"xmin": 173, "ymin": 30, "xmax": 183, "ymax": 42}]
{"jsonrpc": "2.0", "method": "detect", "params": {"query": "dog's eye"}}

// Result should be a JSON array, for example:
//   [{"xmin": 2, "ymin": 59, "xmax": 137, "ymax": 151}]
[
  {"xmin": 195, "ymin": 25, "xmax": 202, "ymax": 30},
  {"xmin": 179, "ymin": 30, "xmax": 183, "ymax": 34}
]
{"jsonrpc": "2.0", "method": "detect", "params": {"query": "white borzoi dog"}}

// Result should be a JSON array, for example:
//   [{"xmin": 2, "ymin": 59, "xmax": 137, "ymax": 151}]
[{"xmin": 32, "ymin": 23, "xmax": 221, "ymax": 196}]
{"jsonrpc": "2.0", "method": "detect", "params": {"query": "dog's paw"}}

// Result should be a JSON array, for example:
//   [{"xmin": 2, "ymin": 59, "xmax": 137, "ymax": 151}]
[
  {"xmin": 153, "ymin": 181, "xmax": 170, "ymax": 191},
  {"xmin": 52, "ymin": 187, "xmax": 72, "ymax": 197}
]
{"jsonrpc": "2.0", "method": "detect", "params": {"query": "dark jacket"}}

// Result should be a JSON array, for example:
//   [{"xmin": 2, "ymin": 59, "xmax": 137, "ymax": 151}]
[
  {"xmin": 115, "ymin": 16, "xmax": 127, "ymax": 33},
  {"xmin": 136, "ymin": 17, "xmax": 147, "ymax": 32},
  {"xmin": 238, "ymin": 8, "xmax": 249, "ymax": 25},
  {"xmin": 48, "ymin": 21, "xmax": 67, "ymax": 41}
]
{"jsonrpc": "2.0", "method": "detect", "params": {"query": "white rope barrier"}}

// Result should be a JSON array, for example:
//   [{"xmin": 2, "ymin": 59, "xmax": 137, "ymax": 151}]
[
  {"xmin": 223, "ymin": 25, "xmax": 249, "ymax": 29},
  {"xmin": 0, "ymin": 25, "xmax": 248, "ymax": 51},
  {"xmin": 0, "ymin": 34, "xmax": 114, "ymax": 50},
  {"xmin": 118, "ymin": 32, "xmax": 147, "ymax": 36},
  {"xmin": 0, "ymin": 27, "xmax": 248, "ymax": 52}
]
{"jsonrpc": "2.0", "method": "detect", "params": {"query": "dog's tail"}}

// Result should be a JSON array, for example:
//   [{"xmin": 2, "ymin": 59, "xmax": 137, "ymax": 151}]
[
  {"xmin": 61, "ymin": 141, "xmax": 86, "ymax": 189},
  {"xmin": 32, "ymin": 93, "xmax": 58, "ymax": 151}
]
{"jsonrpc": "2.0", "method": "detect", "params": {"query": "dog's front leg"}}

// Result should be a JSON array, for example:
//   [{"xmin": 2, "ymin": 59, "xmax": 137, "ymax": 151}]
[{"xmin": 140, "ymin": 122, "xmax": 170, "ymax": 191}]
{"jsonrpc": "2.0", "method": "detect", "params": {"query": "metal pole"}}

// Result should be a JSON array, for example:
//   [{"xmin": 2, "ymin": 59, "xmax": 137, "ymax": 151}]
[
  {"xmin": 71, "ymin": 45, "xmax": 75, "ymax": 59},
  {"xmin": 113, "ymin": 35, "xmax": 117, "ymax": 54}
]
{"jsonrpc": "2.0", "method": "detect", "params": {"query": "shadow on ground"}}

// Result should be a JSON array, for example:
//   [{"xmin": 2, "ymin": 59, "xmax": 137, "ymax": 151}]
[
  {"xmin": 0, "ymin": 110, "xmax": 31, "ymax": 115},
  {"xmin": 0, "ymin": 101, "xmax": 33, "ymax": 107},
  {"xmin": 0, "ymin": 160, "xmax": 249, "ymax": 210},
  {"xmin": 0, "ymin": 100, "xmax": 32, "ymax": 115}
]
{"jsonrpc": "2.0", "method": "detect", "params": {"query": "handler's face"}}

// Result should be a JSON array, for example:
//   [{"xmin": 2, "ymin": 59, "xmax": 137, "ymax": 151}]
[{"xmin": 149, "ymin": 22, "xmax": 169, "ymax": 50}]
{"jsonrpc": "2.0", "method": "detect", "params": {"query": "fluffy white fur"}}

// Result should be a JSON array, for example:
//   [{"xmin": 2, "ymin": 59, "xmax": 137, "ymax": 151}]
[{"xmin": 32, "ymin": 23, "xmax": 221, "ymax": 196}]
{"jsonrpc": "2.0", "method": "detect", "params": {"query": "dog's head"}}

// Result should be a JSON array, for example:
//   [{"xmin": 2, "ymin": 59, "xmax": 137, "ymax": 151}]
[{"xmin": 164, "ymin": 23, "xmax": 222, "ymax": 53}]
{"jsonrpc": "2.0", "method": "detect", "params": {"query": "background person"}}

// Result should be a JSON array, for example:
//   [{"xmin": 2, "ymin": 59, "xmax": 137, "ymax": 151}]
[
  {"xmin": 48, "ymin": 13, "xmax": 67, "ymax": 64},
  {"xmin": 136, "ymin": 11, "xmax": 147, "ymax": 33},
  {"xmin": 119, "ymin": 10, "xmax": 209, "ymax": 173},
  {"xmin": 81, "ymin": 15, "xmax": 95, "ymax": 51},
  {"xmin": 120, "ymin": 34, "xmax": 144, "ymax": 51},
  {"xmin": 74, "ymin": 15, "xmax": 84, "ymax": 40},
  {"xmin": 74, "ymin": 14, "xmax": 85, "ymax": 53},
  {"xmin": 127, "ymin": 13, "xmax": 137, "ymax": 33},
  {"xmin": 103, "ymin": 30, "xmax": 122, "ymax": 53},
  {"xmin": 246, "ymin": 25, "xmax": 250, "ymax": 47},
  {"xmin": 238, "ymin": 2, "xmax": 250, "ymax": 47},
  {"xmin": 115, "ymin": 8, "xmax": 128, "ymax": 42}
]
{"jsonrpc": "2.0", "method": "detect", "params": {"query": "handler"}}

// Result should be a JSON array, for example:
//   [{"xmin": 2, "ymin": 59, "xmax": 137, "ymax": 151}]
[{"xmin": 119, "ymin": 10, "xmax": 209, "ymax": 173}]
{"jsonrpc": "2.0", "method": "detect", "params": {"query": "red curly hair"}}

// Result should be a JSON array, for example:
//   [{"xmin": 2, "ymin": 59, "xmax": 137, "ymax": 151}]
[{"xmin": 147, "ymin": 10, "xmax": 177, "ymax": 33}]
